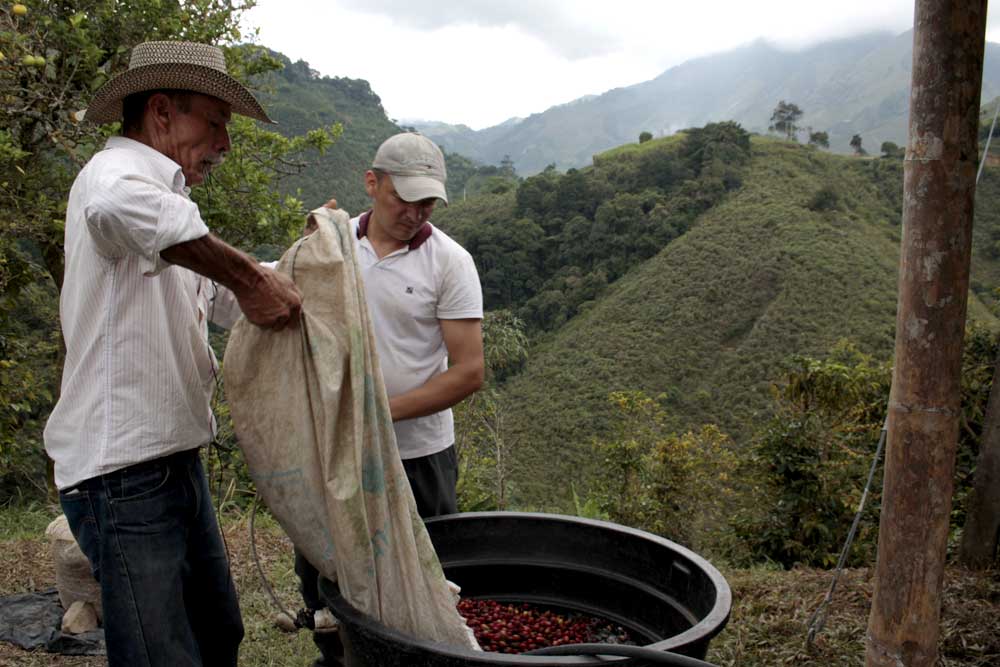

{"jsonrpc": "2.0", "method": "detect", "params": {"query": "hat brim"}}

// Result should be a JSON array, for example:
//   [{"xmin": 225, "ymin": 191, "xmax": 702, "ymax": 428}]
[
  {"xmin": 389, "ymin": 174, "xmax": 449, "ymax": 205},
  {"xmin": 84, "ymin": 63, "xmax": 273, "ymax": 124}
]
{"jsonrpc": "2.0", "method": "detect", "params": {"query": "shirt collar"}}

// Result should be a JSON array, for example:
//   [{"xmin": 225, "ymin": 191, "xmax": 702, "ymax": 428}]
[
  {"xmin": 105, "ymin": 136, "xmax": 190, "ymax": 194},
  {"xmin": 357, "ymin": 209, "xmax": 433, "ymax": 250}
]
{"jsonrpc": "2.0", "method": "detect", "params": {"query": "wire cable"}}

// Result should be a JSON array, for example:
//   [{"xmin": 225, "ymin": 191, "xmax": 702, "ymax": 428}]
[
  {"xmin": 977, "ymin": 101, "xmax": 1000, "ymax": 185},
  {"xmin": 805, "ymin": 415, "xmax": 888, "ymax": 646}
]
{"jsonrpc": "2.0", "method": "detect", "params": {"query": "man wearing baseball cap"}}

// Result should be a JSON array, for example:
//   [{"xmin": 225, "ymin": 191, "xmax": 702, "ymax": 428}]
[
  {"xmin": 295, "ymin": 133, "xmax": 485, "ymax": 666},
  {"xmin": 44, "ymin": 41, "xmax": 301, "ymax": 666}
]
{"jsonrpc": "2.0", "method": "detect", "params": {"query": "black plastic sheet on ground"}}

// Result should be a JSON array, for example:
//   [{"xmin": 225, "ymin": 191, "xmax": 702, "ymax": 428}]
[{"xmin": 0, "ymin": 588, "xmax": 105, "ymax": 656}]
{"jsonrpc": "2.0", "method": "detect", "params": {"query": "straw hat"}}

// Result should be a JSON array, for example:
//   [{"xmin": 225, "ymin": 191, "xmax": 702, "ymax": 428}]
[{"xmin": 84, "ymin": 41, "xmax": 273, "ymax": 124}]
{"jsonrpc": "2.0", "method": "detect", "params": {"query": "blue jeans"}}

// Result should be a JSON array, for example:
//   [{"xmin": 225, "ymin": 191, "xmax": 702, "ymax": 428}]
[{"xmin": 59, "ymin": 448, "xmax": 244, "ymax": 667}]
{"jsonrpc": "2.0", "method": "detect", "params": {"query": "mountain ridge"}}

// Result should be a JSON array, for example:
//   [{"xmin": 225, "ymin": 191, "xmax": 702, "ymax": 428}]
[{"xmin": 414, "ymin": 30, "xmax": 1000, "ymax": 175}]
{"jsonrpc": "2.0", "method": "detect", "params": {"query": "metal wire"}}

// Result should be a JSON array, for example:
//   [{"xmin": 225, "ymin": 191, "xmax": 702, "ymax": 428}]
[
  {"xmin": 977, "ymin": 101, "xmax": 1000, "ymax": 185},
  {"xmin": 805, "ymin": 416, "xmax": 888, "ymax": 647}
]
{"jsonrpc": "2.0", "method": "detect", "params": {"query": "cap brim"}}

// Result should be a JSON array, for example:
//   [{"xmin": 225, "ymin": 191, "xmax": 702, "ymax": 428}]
[{"xmin": 389, "ymin": 174, "xmax": 449, "ymax": 205}]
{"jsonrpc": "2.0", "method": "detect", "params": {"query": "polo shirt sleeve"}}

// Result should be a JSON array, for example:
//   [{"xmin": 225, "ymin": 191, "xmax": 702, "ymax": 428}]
[
  {"xmin": 437, "ymin": 249, "xmax": 484, "ymax": 320},
  {"xmin": 84, "ymin": 173, "xmax": 210, "ymax": 276}
]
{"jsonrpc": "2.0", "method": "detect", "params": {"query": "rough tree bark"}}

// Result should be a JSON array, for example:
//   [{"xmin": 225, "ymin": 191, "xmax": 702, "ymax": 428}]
[
  {"xmin": 865, "ymin": 2, "xmax": 987, "ymax": 666},
  {"xmin": 959, "ymin": 355, "xmax": 1000, "ymax": 567}
]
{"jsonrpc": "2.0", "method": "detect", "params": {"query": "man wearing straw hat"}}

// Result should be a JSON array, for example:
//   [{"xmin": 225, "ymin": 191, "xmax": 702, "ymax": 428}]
[{"xmin": 43, "ymin": 41, "xmax": 301, "ymax": 666}]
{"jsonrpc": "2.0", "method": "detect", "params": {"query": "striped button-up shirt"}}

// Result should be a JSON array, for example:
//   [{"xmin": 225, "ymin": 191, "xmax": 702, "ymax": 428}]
[{"xmin": 44, "ymin": 137, "xmax": 241, "ymax": 489}]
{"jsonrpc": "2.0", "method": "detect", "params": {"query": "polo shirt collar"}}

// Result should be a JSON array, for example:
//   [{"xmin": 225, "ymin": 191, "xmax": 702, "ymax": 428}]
[
  {"xmin": 357, "ymin": 209, "xmax": 433, "ymax": 250},
  {"xmin": 105, "ymin": 136, "xmax": 189, "ymax": 193}
]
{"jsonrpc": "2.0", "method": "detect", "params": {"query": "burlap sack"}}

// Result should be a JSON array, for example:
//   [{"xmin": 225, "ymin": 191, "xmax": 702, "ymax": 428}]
[
  {"xmin": 223, "ymin": 207, "xmax": 477, "ymax": 649},
  {"xmin": 45, "ymin": 515, "xmax": 102, "ymax": 622}
]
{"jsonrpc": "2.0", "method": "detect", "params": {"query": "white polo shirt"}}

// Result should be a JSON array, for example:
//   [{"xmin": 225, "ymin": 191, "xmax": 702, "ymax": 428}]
[{"xmin": 351, "ymin": 212, "xmax": 483, "ymax": 460}]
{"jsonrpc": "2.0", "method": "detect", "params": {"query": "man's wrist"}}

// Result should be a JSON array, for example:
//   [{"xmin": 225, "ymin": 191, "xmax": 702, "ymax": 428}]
[{"xmin": 228, "ymin": 258, "xmax": 264, "ymax": 298}]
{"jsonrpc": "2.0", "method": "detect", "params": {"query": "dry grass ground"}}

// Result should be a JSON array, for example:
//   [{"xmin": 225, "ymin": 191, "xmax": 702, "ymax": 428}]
[
  {"xmin": 1, "ymin": 506, "xmax": 997, "ymax": 666},
  {"xmin": 711, "ymin": 565, "xmax": 1000, "ymax": 666}
]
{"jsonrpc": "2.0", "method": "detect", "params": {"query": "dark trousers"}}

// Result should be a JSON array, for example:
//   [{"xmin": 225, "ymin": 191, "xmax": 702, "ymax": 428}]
[
  {"xmin": 295, "ymin": 444, "xmax": 458, "ymax": 666},
  {"xmin": 59, "ymin": 448, "xmax": 244, "ymax": 667}
]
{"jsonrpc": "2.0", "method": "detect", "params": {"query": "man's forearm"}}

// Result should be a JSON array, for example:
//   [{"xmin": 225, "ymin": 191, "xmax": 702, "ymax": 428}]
[
  {"xmin": 161, "ymin": 233, "xmax": 263, "ymax": 296},
  {"xmin": 389, "ymin": 362, "xmax": 484, "ymax": 422},
  {"xmin": 162, "ymin": 233, "xmax": 302, "ymax": 330}
]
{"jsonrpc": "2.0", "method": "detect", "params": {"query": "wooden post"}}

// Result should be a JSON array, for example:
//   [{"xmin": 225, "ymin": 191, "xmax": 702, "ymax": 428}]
[
  {"xmin": 865, "ymin": 2, "xmax": 987, "ymax": 666},
  {"xmin": 959, "ymin": 356, "xmax": 1000, "ymax": 566}
]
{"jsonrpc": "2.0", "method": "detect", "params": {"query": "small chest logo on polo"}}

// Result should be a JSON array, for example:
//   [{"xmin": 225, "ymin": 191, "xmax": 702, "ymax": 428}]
[{"xmin": 405, "ymin": 286, "xmax": 414, "ymax": 294}]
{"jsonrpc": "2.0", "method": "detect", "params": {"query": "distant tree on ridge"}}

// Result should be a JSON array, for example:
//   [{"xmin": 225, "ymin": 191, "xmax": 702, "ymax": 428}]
[
  {"xmin": 880, "ymin": 141, "xmax": 904, "ymax": 159},
  {"xmin": 639, "ymin": 131, "xmax": 653, "ymax": 144},
  {"xmin": 850, "ymin": 134, "xmax": 867, "ymax": 156},
  {"xmin": 769, "ymin": 101, "xmax": 804, "ymax": 141},
  {"xmin": 808, "ymin": 131, "xmax": 830, "ymax": 149}
]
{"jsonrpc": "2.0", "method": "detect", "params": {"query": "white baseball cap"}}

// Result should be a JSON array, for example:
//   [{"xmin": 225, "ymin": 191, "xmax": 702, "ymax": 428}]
[{"xmin": 372, "ymin": 133, "xmax": 448, "ymax": 204}]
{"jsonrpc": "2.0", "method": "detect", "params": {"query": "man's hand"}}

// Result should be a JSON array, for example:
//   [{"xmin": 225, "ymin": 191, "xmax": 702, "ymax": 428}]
[
  {"xmin": 303, "ymin": 198, "xmax": 338, "ymax": 237},
  {"xmin": 233, "ymin": 267, "xmax": 302, "ymax": 331}
]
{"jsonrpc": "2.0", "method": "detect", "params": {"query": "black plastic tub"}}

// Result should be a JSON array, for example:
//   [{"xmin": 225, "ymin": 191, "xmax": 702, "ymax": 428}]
[{"xmin": 319, "ymin": 512, "xmax": 731, "ymax": 666}]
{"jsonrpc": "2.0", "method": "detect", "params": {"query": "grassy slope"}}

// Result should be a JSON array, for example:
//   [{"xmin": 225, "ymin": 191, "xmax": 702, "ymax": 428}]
[
  {"xmin": 1, "ymin": 507, "xmax": 996, "ymax": 666},
  {"xmin": 500, "ymin": 137, "xmax": 999, "ymax": 510}
]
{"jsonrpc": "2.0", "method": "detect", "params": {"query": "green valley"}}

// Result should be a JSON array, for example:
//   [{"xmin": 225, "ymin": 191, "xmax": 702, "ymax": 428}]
[{"xmin": 437, "ymin": 133, "xmax": 1000, "ymax": 511}]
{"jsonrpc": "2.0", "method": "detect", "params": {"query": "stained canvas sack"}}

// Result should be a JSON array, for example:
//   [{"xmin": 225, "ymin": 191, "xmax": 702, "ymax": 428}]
[{"xmin": 223, "ymin": 206, "xmax": 477, "ymax": 649}]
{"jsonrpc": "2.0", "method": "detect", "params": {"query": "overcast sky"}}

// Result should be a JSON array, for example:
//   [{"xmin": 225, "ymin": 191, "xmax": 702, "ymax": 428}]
[{"xmin": 245, "ymin": 1, "xmax": 1000, "ymax": 130}]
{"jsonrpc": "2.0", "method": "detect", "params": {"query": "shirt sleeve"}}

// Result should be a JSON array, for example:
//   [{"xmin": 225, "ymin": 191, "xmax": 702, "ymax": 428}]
[
  {"xmin": 83, "ymin": 173, "xmax": 209, "ymax": 276},
  {"xmin": 203, "ymin": 280, "xmax": 243, "ymax": 330},
  {"xmin": 437, "ymin": 249, "xmax": 484, "ymax": 320}
]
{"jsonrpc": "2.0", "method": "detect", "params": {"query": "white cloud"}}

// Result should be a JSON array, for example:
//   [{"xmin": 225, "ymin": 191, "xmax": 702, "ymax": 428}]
[
  {"xmin": 245, "ymin": 0, "xmax": 1000, "ymax": 130},
  {"xmin": 337, "ymin": 0, "xmax": 621, "ymax": 59}
]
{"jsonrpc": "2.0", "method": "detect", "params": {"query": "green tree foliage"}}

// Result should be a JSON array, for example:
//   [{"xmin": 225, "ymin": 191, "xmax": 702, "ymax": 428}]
[
  {"xmin": 439, "ymin": 122, "xmax": 752, "ymax": 332},
  {"xmin": 736, "ymin": 332, "xmax": 996, "ymax": 568},
  {"xmin": 768, "ymin": 100, "xmax": 803, "ymax": 141},
  {"xmin": 454, "ymin": 311, "xmax": 529, "ymax": 511},
  {"xmin": 591, "ymin": 391, "xmax": 740, "ymax": 557},
  {"xmin": 808, "ymin": 131, "xmax": 830, "ymax": 149},
  {"xmin": 257, "ymin": 51, "xmax": 400, "ymax": 214},
  {"xmin": 850, "ymin": 133, "xmax": 867, "ymax": 156},
  {"xmin": 879, "ymin": 141, "xmax": 904, "ymax": 159},
  {"xmin": 639, "ymin": 130, "xmax": 653, "ymax": 144},
  {"xmin": 494, "ymin": 136, "xmax": 1000, "ymax": 513},
  {"xmin": 444, "ymin": 150, "xmax": 520, "ymax": 202},
  {"xmin": 0, "ymin": 0, "xmax": 340, "ymax": 501},
  {"xmin": 736, "ymin": 342, "xmax": 891, "ymax": 568},
  {"xmin": 808, "ymin": 186, "xmax": 839, "ymax": 212},
  {"xmin": 499, "ymin": 154, "xmax": 515, "ymax": 177},
  {"xmin": 0, "ymin": 263, "xmax": 59, "ymax": 500}
]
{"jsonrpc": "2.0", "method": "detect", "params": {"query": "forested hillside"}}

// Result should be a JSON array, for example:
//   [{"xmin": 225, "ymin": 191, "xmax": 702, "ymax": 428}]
[
  {"xmin": 255, "ymin": 52, "xmax": 396, "ymax": 214},
  {"xmin": 258, "ymin": 52, "xmax": 514, "ymax": 214},
  {"xmin": 437, "ymin": 133, "xmax": 1000, "ymax": 511}
]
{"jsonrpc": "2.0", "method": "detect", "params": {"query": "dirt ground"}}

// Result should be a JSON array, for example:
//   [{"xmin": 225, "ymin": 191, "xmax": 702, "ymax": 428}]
[{"xmin": 1, "ymin": 510, "xmax": 998, "ymax": 667}]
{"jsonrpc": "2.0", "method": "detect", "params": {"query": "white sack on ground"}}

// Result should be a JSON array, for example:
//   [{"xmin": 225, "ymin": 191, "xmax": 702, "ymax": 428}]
[
  {"xmin": 46, "ymin": 515, "xmax": 102, "ymax": 622},
  {"xmin": 223, "ymin": 206, "xmax": 477, "ymax": 649}
]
